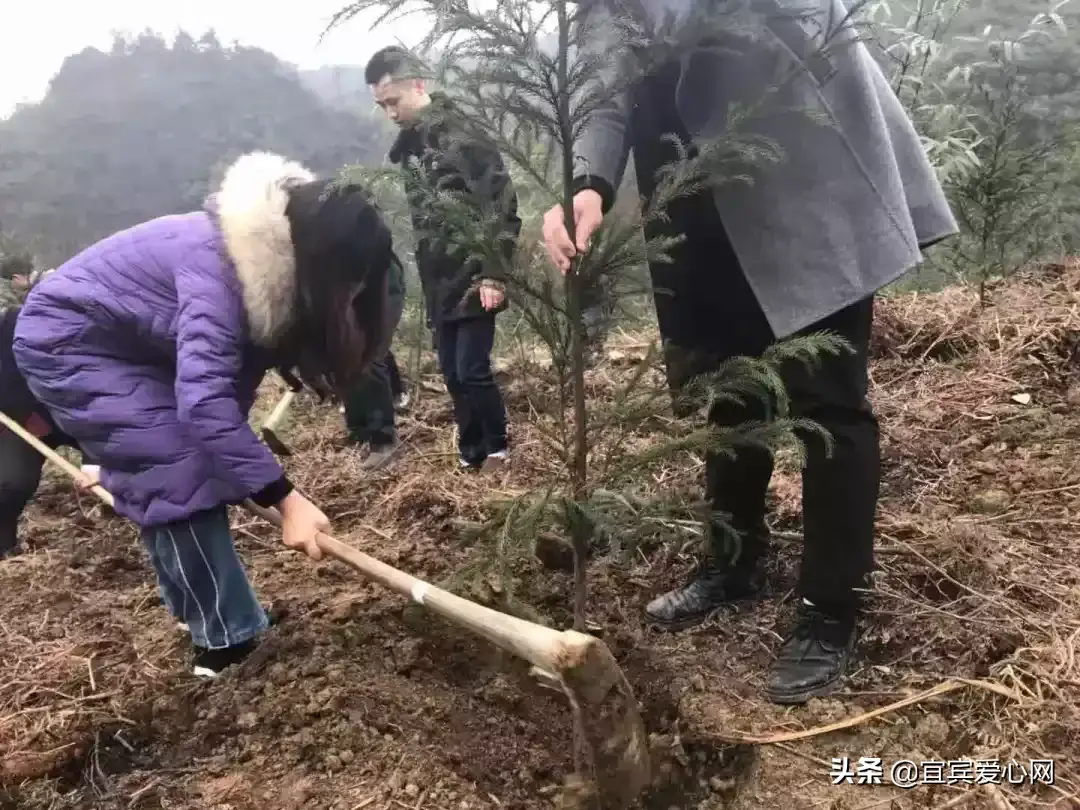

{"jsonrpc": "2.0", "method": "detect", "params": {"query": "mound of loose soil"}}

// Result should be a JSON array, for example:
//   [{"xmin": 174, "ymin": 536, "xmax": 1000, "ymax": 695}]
[{"xmin": 2, "ymin": 263, "xmax": 1078, "ymax": 809}]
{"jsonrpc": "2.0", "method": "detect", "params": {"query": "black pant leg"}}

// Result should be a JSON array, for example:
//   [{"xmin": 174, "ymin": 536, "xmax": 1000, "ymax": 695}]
[
  {"xmin": 0, "ymin": 427, "xmax": 45, "ymax": 553},
  {"xmin": 438, "ymin": 321, "xmax": 481, "ymax": 464},
  {"xmin": 344, "ymin": 355, "xmax": 397, "ymax": 446},
  {"xmin": 456, "ymin": 315, "xmax": 508, "ymax": 456},
  {"xmin": 785, "ymin": 296, "xmax": 879, "ymax": 609},
  {"xmin": 386, "ymin": 351, "xmax": 404, "ymax": 399},
  {"xmin": 705, "ymin": 397, "xmax": 775, "ymax": 566},
  {"xmin": 665, "ymin": 210, "xmax": 778, "ymax": 569}
]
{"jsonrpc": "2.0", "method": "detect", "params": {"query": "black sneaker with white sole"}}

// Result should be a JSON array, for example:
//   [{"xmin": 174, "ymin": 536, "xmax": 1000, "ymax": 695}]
[{"xmin": 192, "ymin": 639, "xmax": 259, "ymax": 678}]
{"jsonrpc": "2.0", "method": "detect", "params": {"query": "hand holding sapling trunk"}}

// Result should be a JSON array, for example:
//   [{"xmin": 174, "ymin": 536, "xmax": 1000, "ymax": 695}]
[{"xmin": 542, "ymin": 189, "xmax": 604, "ymax": 274}]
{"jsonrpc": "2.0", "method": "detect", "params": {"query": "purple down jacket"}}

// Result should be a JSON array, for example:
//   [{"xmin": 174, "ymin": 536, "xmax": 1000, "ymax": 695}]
[{"xmin": 13, "ymin": 152, "xmax": 317, "ymax": 527}]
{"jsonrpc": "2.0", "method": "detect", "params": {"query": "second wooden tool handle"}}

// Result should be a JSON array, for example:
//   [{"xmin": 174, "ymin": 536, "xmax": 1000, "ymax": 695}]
[
  {"xmin": 263, "ymin": 391, "xmax": 295, "ymax": 431},
  {"xmin": 242, "ymin": 500, "xmax": 573, "ymax": 674}
]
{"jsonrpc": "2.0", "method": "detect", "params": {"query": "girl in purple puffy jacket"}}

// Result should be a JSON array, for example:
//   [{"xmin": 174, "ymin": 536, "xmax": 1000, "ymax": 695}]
[{"xmin": 13, "ymin": 152, "xmax": 395, "ymax": 677}]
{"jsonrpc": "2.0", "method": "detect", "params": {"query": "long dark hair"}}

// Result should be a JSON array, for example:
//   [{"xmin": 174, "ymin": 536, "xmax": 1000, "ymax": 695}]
[{"xmin": 277, "ymin": 180, "xmax": 394, "ymax": 397}]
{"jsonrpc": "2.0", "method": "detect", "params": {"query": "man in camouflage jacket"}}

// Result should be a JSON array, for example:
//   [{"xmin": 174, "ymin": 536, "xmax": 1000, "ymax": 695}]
[{"xmin": 0, "ymin": 254, "xmax": 45, "ymax": 311}]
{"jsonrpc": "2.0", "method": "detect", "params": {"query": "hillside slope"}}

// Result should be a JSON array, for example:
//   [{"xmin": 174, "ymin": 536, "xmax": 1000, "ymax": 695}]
[{"xmin": 0, "ymin": 264, "xmax": 1077, "ymax": 808}]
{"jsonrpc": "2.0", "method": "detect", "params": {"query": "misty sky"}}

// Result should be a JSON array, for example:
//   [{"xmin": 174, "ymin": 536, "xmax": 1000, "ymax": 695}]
[{"xmin": 0, "ymin": 1, "xmax": 426, "ymax": 116}]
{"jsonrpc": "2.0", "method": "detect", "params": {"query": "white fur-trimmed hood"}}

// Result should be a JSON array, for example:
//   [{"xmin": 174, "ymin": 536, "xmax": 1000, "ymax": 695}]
[{"xmin": 213, "ymin": 151, "xmax": 316, "ymax": 347}]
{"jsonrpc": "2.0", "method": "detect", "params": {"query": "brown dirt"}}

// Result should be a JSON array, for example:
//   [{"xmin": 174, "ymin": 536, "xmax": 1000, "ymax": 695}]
[{"xmin": 2, "ymin": 263, "xmax": 1080, "ymax": 809}]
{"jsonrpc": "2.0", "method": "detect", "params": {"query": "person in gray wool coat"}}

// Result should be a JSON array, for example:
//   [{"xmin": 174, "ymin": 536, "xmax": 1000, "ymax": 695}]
[{"xmin": 542, "ymin": 0, "xmax": 959, "ymax": 704}]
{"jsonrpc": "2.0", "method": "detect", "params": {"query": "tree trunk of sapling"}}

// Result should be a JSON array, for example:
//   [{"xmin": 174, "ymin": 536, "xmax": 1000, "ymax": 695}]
[{"xmin": 556, "ymin": 0, "xmax": 591, "ymax": 632}]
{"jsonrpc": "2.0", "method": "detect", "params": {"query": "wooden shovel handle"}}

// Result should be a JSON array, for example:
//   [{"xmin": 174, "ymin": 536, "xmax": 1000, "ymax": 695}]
[
  {"xmin": 0, "ymin": 411, "xmax": 579, "ymax": 676},
  {"xmin": 241, "ymin": 499, "xmax": 576, "ymax": 674}
]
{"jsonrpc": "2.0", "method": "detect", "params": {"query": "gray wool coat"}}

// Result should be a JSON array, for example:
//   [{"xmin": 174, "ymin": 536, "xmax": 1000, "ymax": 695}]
[{"xmin": 574, "ymin": 0, "xmax": 960, "ymax": 339}]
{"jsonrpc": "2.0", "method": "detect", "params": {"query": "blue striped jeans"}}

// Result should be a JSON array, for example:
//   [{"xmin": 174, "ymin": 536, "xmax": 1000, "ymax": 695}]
[{"xmin": 140, "ymin": 507, "xmax": 269, "ymax": 649}]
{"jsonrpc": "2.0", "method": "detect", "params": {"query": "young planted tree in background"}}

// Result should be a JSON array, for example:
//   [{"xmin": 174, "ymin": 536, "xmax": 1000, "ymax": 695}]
[
  {"xmin": 329, "ymin": 0, "xmax": 849, "ymax": 630},
  {"xmin": 863, "ymin": 0, "xmax": 1078, "ymax": 295},
  {"xmin": 935, "ymin": 10, "xmax": 1076, "ymax": 297},
  {"xmin": 862, "ymin": 0, "xmax": 983, "ymax": 184}
]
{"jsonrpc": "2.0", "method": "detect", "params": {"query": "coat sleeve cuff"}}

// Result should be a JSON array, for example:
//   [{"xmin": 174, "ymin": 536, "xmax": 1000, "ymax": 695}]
[
  {"xmin": 572, "ymin": 175, "xmax": 616, "ymax": 215},
  {"xmin": 480, "ymin": 265, "xmax": 508, "ymax": 283},
  {"xmin": 249, "ymin": 475, "xmax": 294, "ymax": 509}
]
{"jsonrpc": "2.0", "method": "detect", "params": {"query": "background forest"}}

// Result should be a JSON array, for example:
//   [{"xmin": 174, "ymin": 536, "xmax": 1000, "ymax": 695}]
[{"xmin": 2, "ymin": 0, "xmax": 1078, "ymax": 302}]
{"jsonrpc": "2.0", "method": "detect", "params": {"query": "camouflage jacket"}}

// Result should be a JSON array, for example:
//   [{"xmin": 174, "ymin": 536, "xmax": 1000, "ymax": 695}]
[{"xmin": 0, "ymin": 268, "xmax": 52, "ymax": 318}]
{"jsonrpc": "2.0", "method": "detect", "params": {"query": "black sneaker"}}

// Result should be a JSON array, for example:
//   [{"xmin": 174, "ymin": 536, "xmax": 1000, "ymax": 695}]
[
  {"xmin": 192, "ymin": 639, "xmax": 259, "ymax": 678},
  {"xmin": 765, "ymin": 601, "xmax": 857, "ymax": 705}
]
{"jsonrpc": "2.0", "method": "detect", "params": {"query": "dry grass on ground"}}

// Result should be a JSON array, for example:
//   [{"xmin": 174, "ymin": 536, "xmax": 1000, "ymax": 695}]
[{"xmin": 1, "ymin": 263, "xmax": 1078, "ymax": 809}]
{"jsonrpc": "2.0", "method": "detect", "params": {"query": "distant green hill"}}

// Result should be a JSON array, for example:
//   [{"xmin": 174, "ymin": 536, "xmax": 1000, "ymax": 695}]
[{"xmin": 0, "ymin": 31, "xmax": 386, "ymax": 264}]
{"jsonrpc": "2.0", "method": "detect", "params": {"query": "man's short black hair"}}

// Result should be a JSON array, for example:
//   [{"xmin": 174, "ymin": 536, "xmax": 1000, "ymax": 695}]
[
  {"xmin": 0, "ymin": 253, "xmax": 33, "ymax": 280},
  {"xmin": 365, "ymin": 45, "xmax": 419, "ymax": 85}
]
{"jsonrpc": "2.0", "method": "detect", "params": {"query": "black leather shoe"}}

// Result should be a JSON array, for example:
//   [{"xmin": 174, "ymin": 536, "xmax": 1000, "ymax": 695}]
[
  {"xmin": 766, "ymin": 602, "xmax": 857, "ymax": 704},
  {"xmin": 644, "ymin": 560, "xmax": 764, "ymax": 631}
]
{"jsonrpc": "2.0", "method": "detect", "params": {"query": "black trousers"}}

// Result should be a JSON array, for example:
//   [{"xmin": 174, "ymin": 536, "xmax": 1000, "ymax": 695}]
[
  {"xmin": 700, "ymin": 293, "xmax": 880, "ymax": 610},
  {"xmin": 435, "ymin": 315, "xmax": 508, "ymax": 465},
  {"xmin": 344, "ymin": 278, "xmax": 406, "ymax": 448},
  {"xmin": 651, "ymin": 195, "xmax": 880, "ymax": 609},
  {"xmin": 0, "ymin": 426, "xmax": 45, "ymax": 552},
  {"xmin": 386, "ymin": 351, "xmax": 404, "ymax": 400},
  {"xmin": 0, "ymin": 421, "xmax": 81, "ymax": 553},
  {"xmin": 630, "ymin": 58, "xmax": 879, "ymax": 609},
  {"xmin": 344, "ymin": 353, "xmax": 398, "ymax": 447}
]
